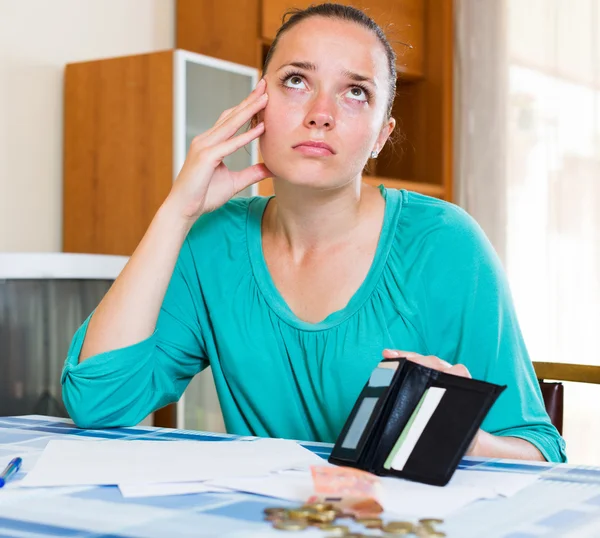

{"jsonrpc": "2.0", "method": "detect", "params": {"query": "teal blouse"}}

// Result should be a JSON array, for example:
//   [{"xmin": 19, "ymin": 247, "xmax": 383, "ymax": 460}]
[{"xmin": 61, "ymin": 186, "xmax": 567, "ymax": 462}]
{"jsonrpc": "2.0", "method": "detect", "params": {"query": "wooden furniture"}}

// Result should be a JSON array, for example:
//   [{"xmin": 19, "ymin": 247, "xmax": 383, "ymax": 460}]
[
  {"xmin": 176, "ymin": 0, "xmax": 454, "ymax": 201},
  {"xmin": 534, "ymin": 362, "xmax": 600, "ymax": 435},
  {"xmin": 63, "ymin": 50, "xmax": 259, "ymax": 256}
]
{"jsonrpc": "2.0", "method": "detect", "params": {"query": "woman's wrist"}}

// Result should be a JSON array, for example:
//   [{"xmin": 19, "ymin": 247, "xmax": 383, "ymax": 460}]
[{"xmin": 157, "ymin": 196, "xmax": 200, "ymax": 237}]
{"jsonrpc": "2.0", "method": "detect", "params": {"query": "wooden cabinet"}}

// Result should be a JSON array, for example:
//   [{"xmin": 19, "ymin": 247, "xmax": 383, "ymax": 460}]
[
  {"xmin": 176, "ymin": 0, "xmax": 261, "ymax": 68},
  {"xmin": 63, "ymin": 50, "xmax": 260, "ymax": 256},
  {"xmin": 177, "ymin": 0, "xmax": 454, "ymax": 202},
  {"xmin": 368, "ymin": 0, "xmax": 454, "ymax": 201}
]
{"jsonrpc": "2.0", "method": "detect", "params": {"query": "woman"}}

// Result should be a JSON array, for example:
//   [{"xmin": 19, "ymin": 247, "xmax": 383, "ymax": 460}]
[{"xmin": 61, "ymin": 3, "xmax": 566, "ymax": 463}]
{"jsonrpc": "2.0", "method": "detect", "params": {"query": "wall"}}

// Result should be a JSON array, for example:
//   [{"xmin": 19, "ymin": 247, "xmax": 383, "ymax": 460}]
[{"xmin": 0, "ymin": 0, "xmax": 174, "ymax": 252}]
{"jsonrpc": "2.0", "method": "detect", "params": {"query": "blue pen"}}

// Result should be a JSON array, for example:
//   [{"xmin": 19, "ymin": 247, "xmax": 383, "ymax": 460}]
[{"xmin": 0, "ymin": 457, "xmax": 22, "ymax": 488}]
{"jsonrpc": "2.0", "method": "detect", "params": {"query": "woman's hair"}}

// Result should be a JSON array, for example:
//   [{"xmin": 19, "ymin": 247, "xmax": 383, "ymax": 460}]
[{"xmin": 262, "ymin": 3, "xmax": 397, "ymax": 120}]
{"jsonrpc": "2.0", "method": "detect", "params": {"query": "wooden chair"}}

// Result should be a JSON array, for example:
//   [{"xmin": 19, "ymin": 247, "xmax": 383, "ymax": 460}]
[{"xmin": 534, "ymin": 362, "xmax": 600, "ymax": 435}]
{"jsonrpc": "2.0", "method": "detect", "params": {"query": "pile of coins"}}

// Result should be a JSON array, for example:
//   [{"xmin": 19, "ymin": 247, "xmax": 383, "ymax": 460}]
[{"xmin": 264, "ymin": 503, "xmax": 446, "ymax": 537}]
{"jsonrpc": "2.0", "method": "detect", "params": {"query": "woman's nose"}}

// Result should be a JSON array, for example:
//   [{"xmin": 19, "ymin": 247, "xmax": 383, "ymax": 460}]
[{"xmin": 304, "ymin": 94, "xmax": 336, "ymax": 130}]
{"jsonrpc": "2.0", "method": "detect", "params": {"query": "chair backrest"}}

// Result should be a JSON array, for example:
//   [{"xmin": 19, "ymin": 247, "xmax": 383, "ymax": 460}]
[
  {"xmin": 534, "ymin": 362, "xmax": 600, "ymax": 435},
  {"xmin": 538, "ymin": 381, "xmax": 564, "ymax": 434}
]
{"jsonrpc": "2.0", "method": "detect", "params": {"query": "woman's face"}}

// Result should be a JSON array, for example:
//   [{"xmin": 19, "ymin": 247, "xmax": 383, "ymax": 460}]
[{"xmin": 260, "ymin": 17, "xmax": 395, "ymax": 189}]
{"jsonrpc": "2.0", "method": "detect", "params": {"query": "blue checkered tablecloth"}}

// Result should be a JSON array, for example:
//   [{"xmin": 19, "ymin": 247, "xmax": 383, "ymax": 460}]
[{"xmin": 0, "ymin": 415, "xmax": 599, "ymax": 537}]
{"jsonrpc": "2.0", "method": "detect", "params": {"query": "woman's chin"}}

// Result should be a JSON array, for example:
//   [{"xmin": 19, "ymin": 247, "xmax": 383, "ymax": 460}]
[{"xmin": 268, "ymin": 163, "xmax": 358, "ymax": 190}]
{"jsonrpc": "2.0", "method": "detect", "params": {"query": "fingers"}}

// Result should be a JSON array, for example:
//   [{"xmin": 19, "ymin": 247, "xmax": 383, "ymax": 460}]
[
  {"xmin": 230, "ymin": 163, "xmax": 272, "ymax": 194},
  {"xmin": 215, "ymin": 107, "xmax": 235, "ymax": 126},
  {"xmin": 382, "ymin": 349, "xmax": 451, "ymax": 369},
  {"xmin": 448, "ymin": 364, "xmax": 472, "ymax": 378},
  {"xmin": 214, "ymin": 79, "xmax": 267, "ymax": 128},
  {"xmin": 210, "ymin": 121, "xmax": 265, "ymax": 163},
  {"xmin": 211, "ymin": 93, "xmax": 268, "ymax": 144},
  {"xmin": 192, "ymin": 79, "xmax": 268, "ymax": 149},
  {"xmin": 209, "ymin": 79, "xmax": 268, "ymax": 140},
  {"xmin": 382, "ymin": 349, "xmax": 471, "ymax": 378}
]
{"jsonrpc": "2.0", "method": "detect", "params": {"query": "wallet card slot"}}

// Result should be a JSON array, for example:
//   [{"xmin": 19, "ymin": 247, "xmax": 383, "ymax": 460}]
[
  {"xmin": 395, "ymin": 382, "xmax": 498, "ymax": 485},
  {"xmin": 329, "ymin": 360, "xmax": 403, "ymax": 467},
  {"xmin": 366, "ymin": 362, "xmax": 438, "ymax": 471}
]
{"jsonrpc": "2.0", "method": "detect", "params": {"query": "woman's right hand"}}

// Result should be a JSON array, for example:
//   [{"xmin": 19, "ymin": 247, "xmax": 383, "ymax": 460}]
[{"xmin": 165, "ymin": 78, "xmax": 272, "ymax": 223}]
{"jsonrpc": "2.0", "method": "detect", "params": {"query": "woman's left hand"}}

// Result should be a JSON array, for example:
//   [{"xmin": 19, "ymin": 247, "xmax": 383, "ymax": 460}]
[
  {"xmin": 382, "ymin": 349, "xmax": 472, "ymax": 379},
  {"xmin": 381, "ymin": 349, "xmax": 481, "ymax": 455}
]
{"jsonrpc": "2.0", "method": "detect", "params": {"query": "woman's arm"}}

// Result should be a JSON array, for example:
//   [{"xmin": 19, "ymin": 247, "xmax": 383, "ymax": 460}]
[
  {"xmin": 79, "ymin": 80, "xmax": 271, "ymax": 362},
  {"xmin": 471, "ymin": 430, "xmax": 544, "ymax": 460},
  {"xmin": 79, "ymin": 203, "xmax": 192, "ymax": 361}
]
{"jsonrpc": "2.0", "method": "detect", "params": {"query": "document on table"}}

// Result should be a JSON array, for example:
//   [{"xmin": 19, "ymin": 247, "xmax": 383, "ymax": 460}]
[
  {"xmin": 449, "ymin": 469, "xmax": 539, "ymax": 497},
  {"xmin": 206, "ymin": 470, "xmax": 314, "ymax": 502},
  {"xmin": 118, "ymin": 482, "xmax": 231, "ymax": 498},
  {"xmin": 19, "ymin": 438, "xmax": 326, "ymax": 487},
  {"xmin": 206, "ymin": 470, "xmax": 496, "ymax": 519},
  {"xmin": 143, "ymin": 468, "xmax": 539, "ymax": 517}
]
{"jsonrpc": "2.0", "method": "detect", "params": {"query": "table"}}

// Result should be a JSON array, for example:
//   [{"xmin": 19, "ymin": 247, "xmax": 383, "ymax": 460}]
[{"xmin": 0, "ymin": 415, "xmax": 599, "ymax": 537}]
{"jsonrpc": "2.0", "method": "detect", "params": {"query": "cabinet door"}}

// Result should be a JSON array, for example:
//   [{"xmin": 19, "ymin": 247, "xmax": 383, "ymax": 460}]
[{"xmin": 261, "ymin": 0, "xmax": 423, "ymax": 78}]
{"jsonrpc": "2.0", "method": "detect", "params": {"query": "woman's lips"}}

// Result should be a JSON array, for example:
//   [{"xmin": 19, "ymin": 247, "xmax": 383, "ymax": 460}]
[{"xmin": 292, "ymin": 141, "xmax": 335, "ymax": 156}]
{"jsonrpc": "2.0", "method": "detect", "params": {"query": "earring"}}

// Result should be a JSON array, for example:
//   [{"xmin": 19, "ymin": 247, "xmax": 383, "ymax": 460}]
[{"xmin": 370, "ymin": 150, "xmax": 378, "ymax": 159}]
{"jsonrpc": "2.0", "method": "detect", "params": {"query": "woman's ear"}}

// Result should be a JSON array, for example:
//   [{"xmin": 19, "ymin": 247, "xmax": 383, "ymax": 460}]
[{"xmin": 374, "ymin": 117, "xmax": 396, "ymax": 154}]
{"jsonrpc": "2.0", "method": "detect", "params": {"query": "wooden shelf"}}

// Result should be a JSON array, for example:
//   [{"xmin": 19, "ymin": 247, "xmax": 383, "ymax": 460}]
[{"xmin": 363, "ymin": 176, "xmax": 446, "ymax": 198}]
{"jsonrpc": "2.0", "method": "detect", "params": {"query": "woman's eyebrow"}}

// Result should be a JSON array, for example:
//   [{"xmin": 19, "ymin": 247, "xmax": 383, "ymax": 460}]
[
  {"xmin": 276, "ymin": 61, "xmax": 316, "ymax": 72},
  {"xmin": 276, "ymin": 61, "xmax": 377, "ymax": 87},
  {"xmin": 341, "ymin": 69, "xmax": 377, "ymax": 87}
]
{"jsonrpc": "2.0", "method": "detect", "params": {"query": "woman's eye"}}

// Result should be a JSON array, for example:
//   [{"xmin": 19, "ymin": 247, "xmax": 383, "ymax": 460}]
[
  {"xmin": 284, "ymin": 75, "xmax": 307, "ymax": 89},
  {"xmin": 346, "ymin": 87, "xmax": 368, "ymax": 102}
]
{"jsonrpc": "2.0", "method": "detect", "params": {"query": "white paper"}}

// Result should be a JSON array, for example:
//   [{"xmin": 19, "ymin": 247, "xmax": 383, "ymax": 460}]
[
  {"xmin": 390, "ymin": 387, "xmax": 446, "ymax": 471},
  {"xmin": 449, "ymin": 469, "xmax": 539, "ymax": 497},
  {"xmin": 114, "ymin": 468, "xmax": 535, "ymax": 503},
  {"xmin": 118, "ymin": 482, "xmax": 230, "ymax": 498},
  {"xmin": 20, "ymin": 438, "xmax": 326, "ymax": 488},
  {"xmin": 209, "ymin": 468, "xmax": 495, "ymax": 519},
  {"xmin": 380, "ymin": 476, "xmax": 495, "ymax": 518},
  {"xmin": 113, "ymin": 467, "xmax": 535, "ymax": 519},
  {"xmin": 207, "ymin": 470, "xmax": 314, "ymax": 502}
]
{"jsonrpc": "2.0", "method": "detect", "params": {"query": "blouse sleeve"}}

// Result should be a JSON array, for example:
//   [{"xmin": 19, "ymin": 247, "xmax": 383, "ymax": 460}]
[
  {"xmin": 61, "ymin": 238, "xmax": 208, "ymax": 429},
  {"xmin": 419, "ymin": 203, "xmax": 567, "ymax": 463}
]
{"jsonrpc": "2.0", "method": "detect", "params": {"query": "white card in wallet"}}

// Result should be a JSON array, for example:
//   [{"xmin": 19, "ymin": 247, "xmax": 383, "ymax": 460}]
[{"xmin": 389, "ymin": 386, "xmax": 447, "ymax": 471}]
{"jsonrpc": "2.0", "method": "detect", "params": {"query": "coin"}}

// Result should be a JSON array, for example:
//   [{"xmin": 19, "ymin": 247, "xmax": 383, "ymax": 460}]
[
  {"xmin": 383, "ymin": 521, "xmax": 414, "ymax": 535},
  {"xmin": 355, "ymin": 516, "xmax": 383, "ymax": 529},
  {"xmin": 287, "ymin": 509, "xmax": 312, "ymax": 520},
  {"xmin": 265, "ymin": 513, "xmax": 285, "ymax": 521},
  {"xmin": 273, "ymin": 519, "xmax": 309, "ymax": 531},
  {"xmin": 318, "ymin": 524, "xmax": 349, "ymax": 536},
  {"xmin": 302, "ymin": 502, "xmax": 335, "ymax": 512},
  {"xmin": 308, "ymin": 510, "xmax": 337, "ymax": 524},
  {"xmin": 419, "ymin": 518, "xmax": 444, "ymax": 526},
  {"xmin": 264, "ymin": 507, "xmax": 288, "ymax": 516}
]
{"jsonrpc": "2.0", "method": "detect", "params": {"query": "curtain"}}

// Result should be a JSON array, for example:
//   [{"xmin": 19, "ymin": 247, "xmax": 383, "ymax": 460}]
[{"xmin": 456, "ymin": 0, "xmax": 600, "ymax": 465}]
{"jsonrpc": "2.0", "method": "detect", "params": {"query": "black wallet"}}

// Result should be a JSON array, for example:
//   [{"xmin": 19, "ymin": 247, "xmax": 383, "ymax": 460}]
[{"xmin": 329, "ymin": 358, "xmax": 506, "ymax": 486}]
